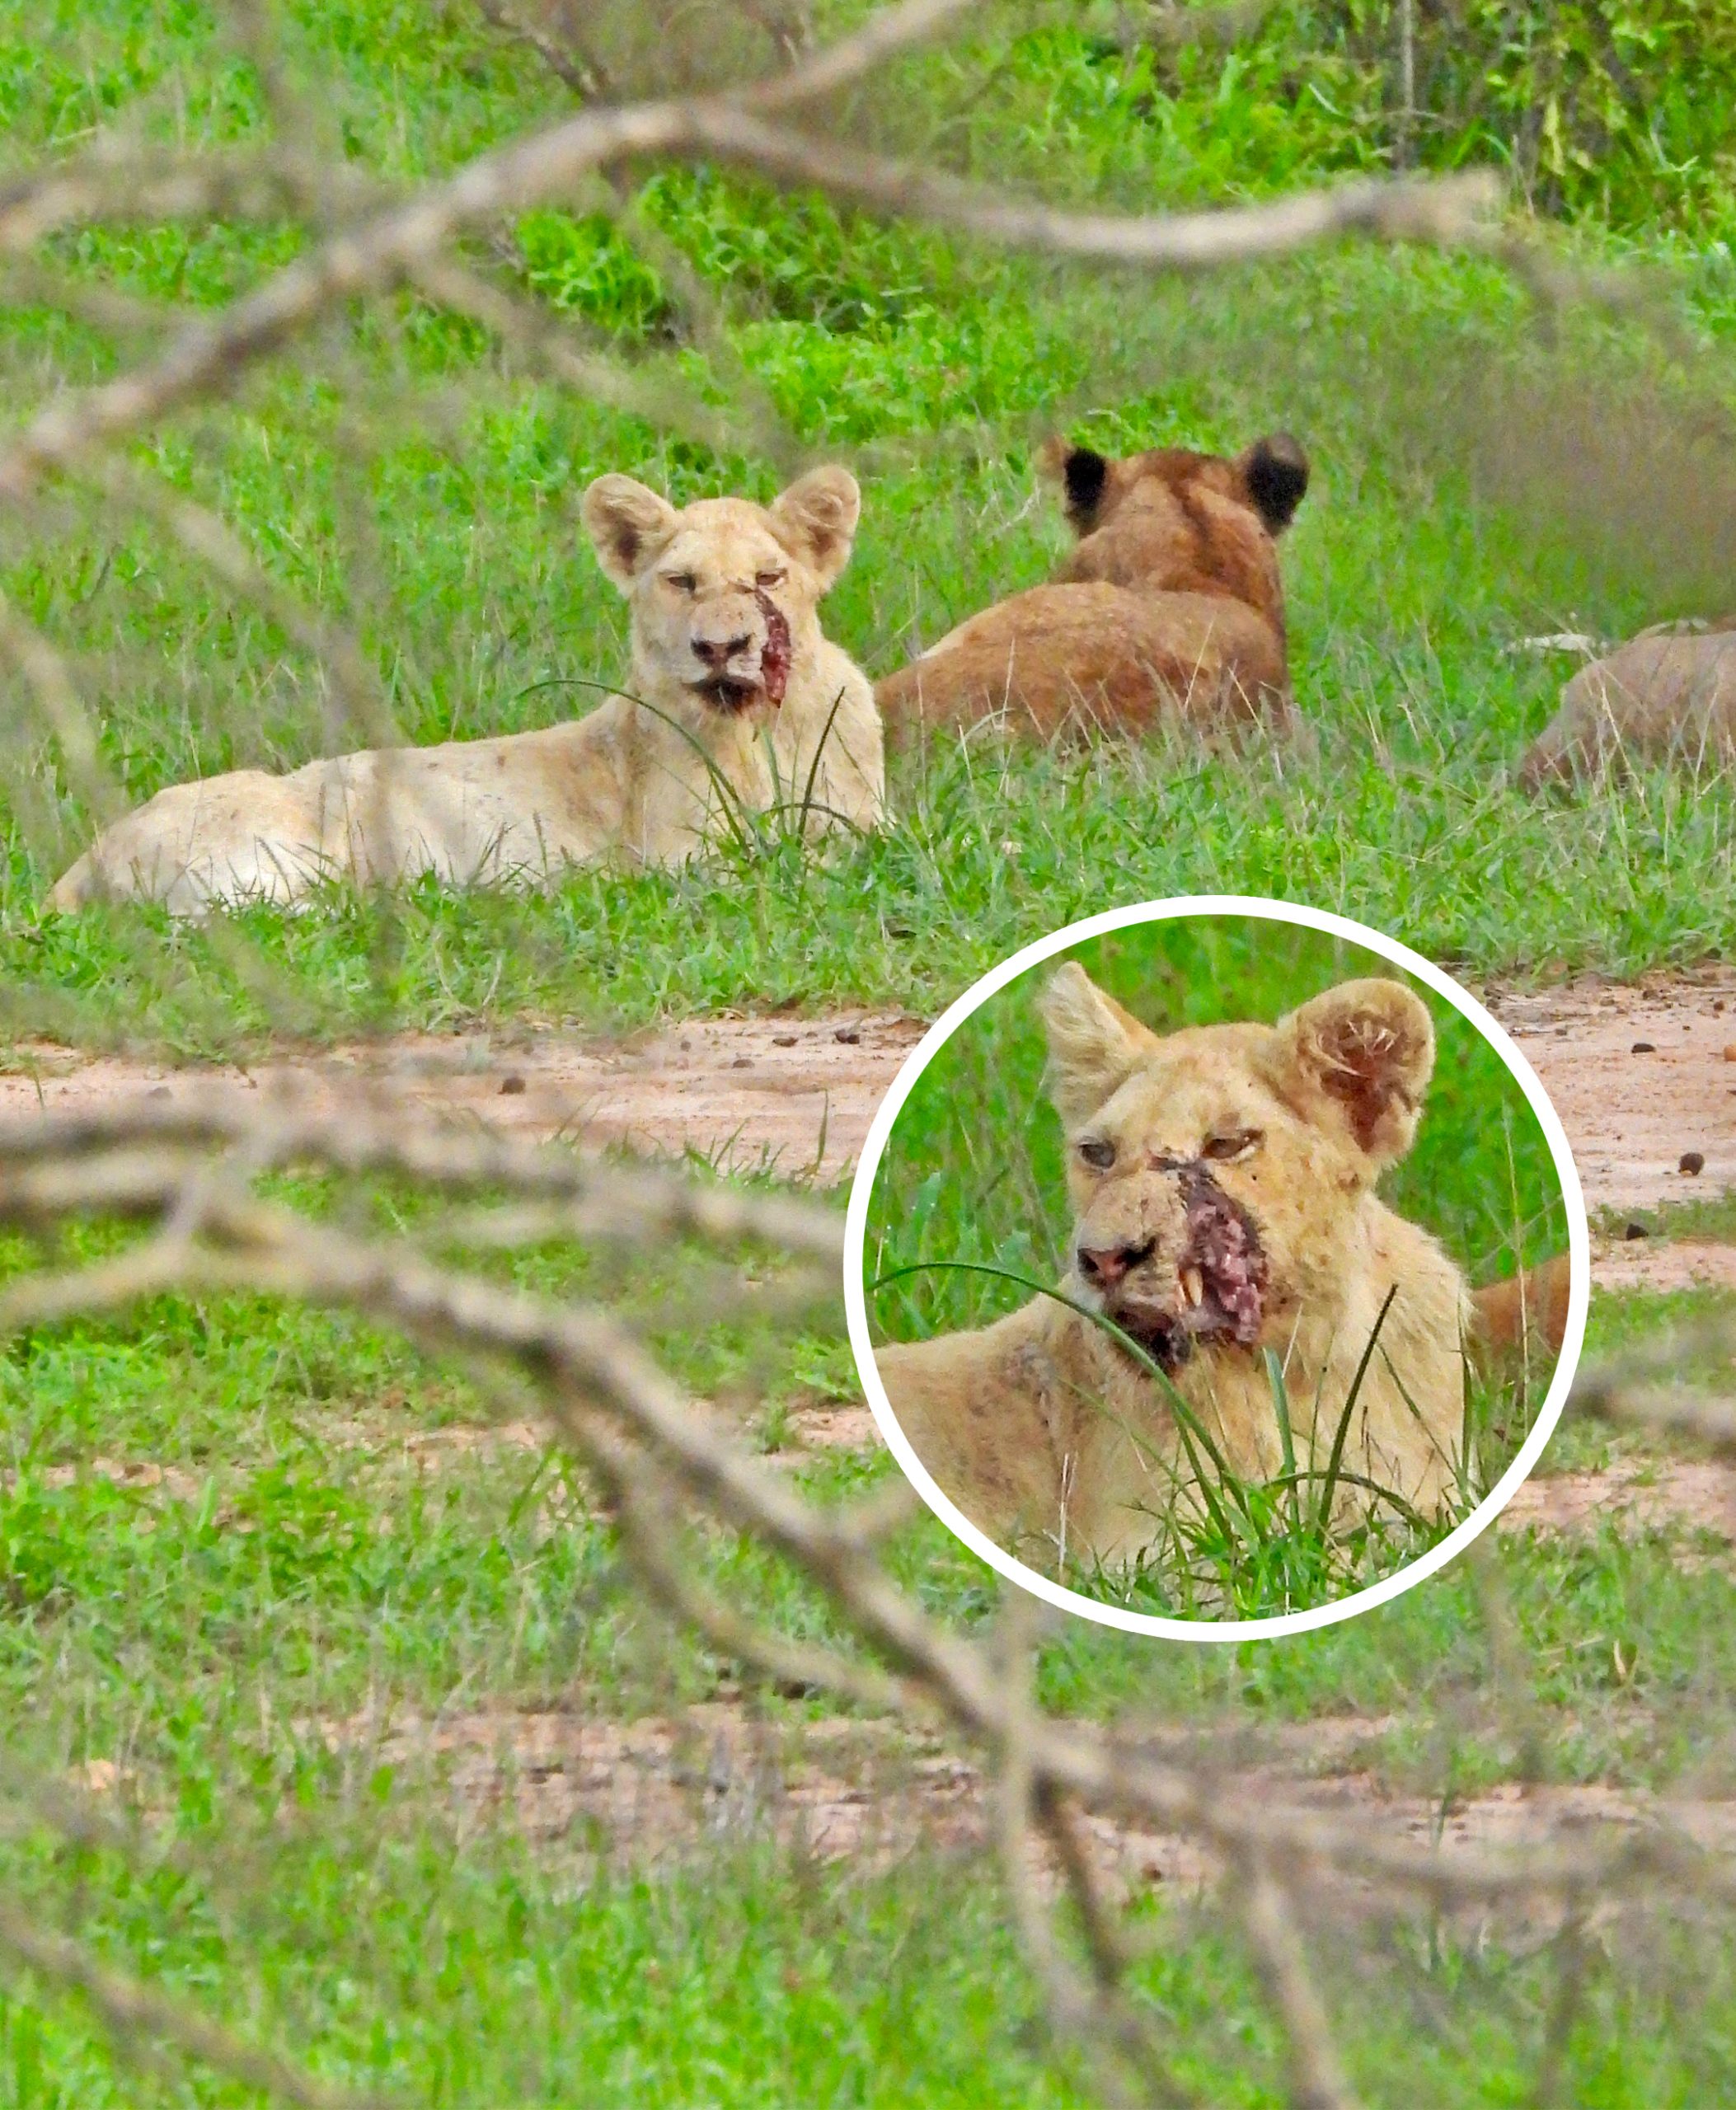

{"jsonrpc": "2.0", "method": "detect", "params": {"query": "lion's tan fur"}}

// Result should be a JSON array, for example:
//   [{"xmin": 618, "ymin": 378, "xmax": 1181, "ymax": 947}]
[
  {"xmin": 50, "ymin": 467, "xmax": 884, "ymax": 914},
  {"xmin": 1518, "ymin": 622, "xmax": 1736, "ymax": 789},
  {"xmin": 875, "ymin": 964, "xmax": 1476, "ymax": 1573}
]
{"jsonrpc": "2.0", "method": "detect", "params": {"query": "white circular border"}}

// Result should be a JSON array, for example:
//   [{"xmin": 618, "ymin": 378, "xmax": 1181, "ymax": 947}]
[{"xmin": 844, "ymin": 894, "xmax": 1591, "ymax": 1643}]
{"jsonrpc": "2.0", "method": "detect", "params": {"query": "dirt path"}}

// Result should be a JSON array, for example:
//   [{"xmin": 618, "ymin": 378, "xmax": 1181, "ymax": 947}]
[
  {"xmin": 238, "ymin": 1699, "xmax": 1732, "ymax": 1936},
  {"xmin": 0, "ymin": 1010, "xmax": 927, "ymax": 1184},
  {"xmin": 7, "ymin": 969, "xmax": 1735, "ymax": 1212},
  {"xmin": 1492, "ymin": 966, "xmax": 1736, "ymax": 1217}
]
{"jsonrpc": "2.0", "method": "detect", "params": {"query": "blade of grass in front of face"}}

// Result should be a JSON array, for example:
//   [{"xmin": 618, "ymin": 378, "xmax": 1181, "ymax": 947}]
[
  {"xmin": 1264, "ymin": 1344, "xmax": 1302, "ymax": 1536},
  {"xmin": 1314, "ymin": 1284, "xmax": 1400, "ymax": 1532}
]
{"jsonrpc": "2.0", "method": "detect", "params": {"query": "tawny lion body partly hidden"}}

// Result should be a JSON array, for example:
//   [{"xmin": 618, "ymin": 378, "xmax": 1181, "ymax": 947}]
[
  {"xmin": 1518, "ymin": 621, "xmax": 1736, "ymax": 789},
  {"xmin": 877, "ymin": 965, "xmax": 1502, "ymax": 1576},
  {"xmin": 51, "ymin": 467, "xmax": 884, "ymax": 914},
  {"xmin": 875, "ymin": 435, "xmax": 1311, "ymax": 747}
]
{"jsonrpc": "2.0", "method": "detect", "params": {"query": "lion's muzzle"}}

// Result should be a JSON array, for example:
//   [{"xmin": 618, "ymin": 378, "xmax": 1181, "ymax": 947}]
[
  {"xmin": 687, "ymin": 588, "xmax": 793, "ymax": 715},
  {"xmin": 1077, "ymin": 1166, "xmax": 1268, "ymax": 1372}
]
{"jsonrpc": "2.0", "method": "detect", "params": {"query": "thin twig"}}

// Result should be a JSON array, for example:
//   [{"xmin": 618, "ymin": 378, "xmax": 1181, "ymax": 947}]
[{"xmin": 476, "ymin": 0, "xmax": 612, "ymax": 101}]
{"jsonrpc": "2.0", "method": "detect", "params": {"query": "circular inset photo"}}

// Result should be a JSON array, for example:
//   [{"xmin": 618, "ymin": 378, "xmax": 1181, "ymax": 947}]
[{"xmin": 846, "ymin": 898, "xmax": 1588, "ymax": 1639}]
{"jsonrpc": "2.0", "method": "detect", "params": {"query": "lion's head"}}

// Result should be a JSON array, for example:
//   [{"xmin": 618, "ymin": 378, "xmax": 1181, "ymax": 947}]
[
  {"xmin": 580, "ymin": 467, "xmax": 860, "ymax": 723},
  {"xmin": 1039, "ymin": 962, "xmax": 1433, "ymax": 1372},
  {"xmin": 1042, "ymin": 434, "xmax": 1309, "ymax": 621}
]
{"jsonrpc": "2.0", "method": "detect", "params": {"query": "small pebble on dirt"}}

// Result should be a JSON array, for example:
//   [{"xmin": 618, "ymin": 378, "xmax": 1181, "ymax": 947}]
[
  {"xmin": 731, "ymin": 1056, "xmax": 753, "ymax": 1069},
  {"xmin": 834, "ymin": 1027, "xmax": 861, "ymax": 1044},
  {"xmin": 147, "ymin": 1085, "xmax": 171, "ymax": 1100},
  {"xmin": 1717, "ymin": 1000, "xmax": 1728, "ymax": 1014},
  {"xmin": 499, "ymin": 1073, "xmax": 526, "ymax": 1095},
  {"xmin": 1724, "ymin": 1044, "xmax": 1736, "ymax": 1062},
  {"xmin": 1680, "ymin": 1151, "xmax": 1706, "ymax": 1175},
  {"xmin": 773, "ymin": 1033, "xmax": 799, "ymax": 1047},
  {"xmin": 1623, "ymin": 1221, "xmax": 1650, "ymax": 1240},
  {"xmin": 1631, "ymin": 1041, "xmax": 1656, "ymax": 1053}
]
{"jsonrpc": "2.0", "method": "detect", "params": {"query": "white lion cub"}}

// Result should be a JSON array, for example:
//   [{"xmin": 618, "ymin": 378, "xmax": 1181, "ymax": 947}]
[{"xmin": 50, "ymin": 467, "xmax": 884, "ymax": 914}]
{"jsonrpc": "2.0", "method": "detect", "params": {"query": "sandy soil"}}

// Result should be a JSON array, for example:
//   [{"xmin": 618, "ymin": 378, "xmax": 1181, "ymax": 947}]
[
  {"xmin": 1490, "ymin": 965, "xmax": 1736, "ymax": 1215},
  {"xmin": 6, "ymin": 968, "xmax": 1734, "ymax": 1207},
  {"xmin": 264, "ymin": 1699, "xmax": 1734, "ymax": 1934},
  {"xmin": 1501, "ymin": 1457, "xmax": 1736, "ymax": 1541},
  {"xmin": 0, "ymin": 1010, "xmax": 927, "ymax": 1184}
]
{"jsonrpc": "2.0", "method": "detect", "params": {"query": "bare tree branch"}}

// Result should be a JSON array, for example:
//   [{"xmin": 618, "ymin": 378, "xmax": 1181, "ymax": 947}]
[
  {"xmin": 476, "ymin": 0, "xmax": 613, "ymax": 101},
  {"xmin": 1235, "ymin": 1854, "xmax": 1363, "ymax": 2110},
  {"xmin": 3, "ymin": 1072, "xmax": 1734, "ymax": 2105}
]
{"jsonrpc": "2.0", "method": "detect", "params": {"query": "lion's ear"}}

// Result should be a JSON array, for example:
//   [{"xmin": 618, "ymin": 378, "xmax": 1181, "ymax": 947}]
[
  {"xmin": 1274, "ymin": 978, "xmax": 1433, "ymax": 1168},
  {"xmin": 1236, "ymin": 434, "xmax": 1309, "ymax": 535},
  {"xmin": 1039, "ymin": 437, "xmax": 1110, "ymax": 532},
  {"xmin": 769, "ymin": 466, "xmax": 860, "ymax": 590},
  {"xmin": 1039, "ymin": 963, "xmax": 1157, "ymax": 1126},
  {"xmin": 580, "ymin": 475, "xmax": 681, "ymax": 589}
]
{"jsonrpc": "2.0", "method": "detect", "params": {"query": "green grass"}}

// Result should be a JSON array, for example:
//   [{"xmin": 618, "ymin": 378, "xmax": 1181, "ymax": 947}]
[
  {"xmin": 0, "ymin": 0, "xmax": 1734, "ymax": 2100},
  {"xmin": 7, "ymin": 1211, "xmax": 1736, "ymax": 2104}
]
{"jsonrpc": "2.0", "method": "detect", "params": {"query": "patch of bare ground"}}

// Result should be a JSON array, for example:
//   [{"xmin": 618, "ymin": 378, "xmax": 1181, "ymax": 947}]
[
  {"xmin": 0, "ymin": 1456, "xmax": 208, "ymax": 1500},
  {"xmin": 1501, "ymin": 1457, "xmax": 1736, "ymax": 1543},
  {"xmin": 1490, "ymin": 966, "xmax": 1736, "ymax": 1214},
  {"xmin": 0, "ymin": 1010, "xmax": 927, "ymax": 1183},
  {"xmin": 1590, "ymin": 1237, "xmax": 1736, "ymax": 1295},
  {"xmin": 256, "ymin": 1701, "xmax": 1734, "ymax": 1936},
  {"xmin": 2, "ymin": 971, "xmax": 1733, "ymax": 1213},
  {"xmin": 307, "ymin": 1395, "xmax": 880, "ymax": 1471}
]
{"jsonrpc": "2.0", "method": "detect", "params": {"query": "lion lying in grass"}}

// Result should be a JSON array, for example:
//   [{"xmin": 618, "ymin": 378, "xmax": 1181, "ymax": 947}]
[
  {"xmin": 875, "ymin": 434, "xmax": 1310, "ymax": 747},
  {"xmin": 1518, "ymin": 621, "xmax": 1736, "ymax": 789},
  {"xmin": 50, "ymin": 467, "xmax": 884, "ymax": 914},
  {"xmin": 875, "ymin": 964, "xmax": 1556, "ymax": 1576}
]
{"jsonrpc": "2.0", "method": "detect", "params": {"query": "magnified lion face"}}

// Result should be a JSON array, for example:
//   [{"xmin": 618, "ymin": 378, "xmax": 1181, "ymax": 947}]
[
  {"xmin": 580, "ymin": 468, "xmax": 860, "ymax": 723},
  {"xmin": 1042, "ymin": 964, "xmax": 1435, "ymax": 1372}
]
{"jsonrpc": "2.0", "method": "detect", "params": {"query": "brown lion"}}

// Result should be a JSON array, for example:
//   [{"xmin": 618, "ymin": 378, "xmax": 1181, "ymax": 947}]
[
  {"xmin": 874, "ymin": 963, "xmax": 1563, "ymax": 1578},
  {"xmin": 1518, "ymin": 622, "xmax": 1736, "ymax": 790},
  {"xmin": 875, "ymin": 435, "xmax": 1311, "ymax": 747}
]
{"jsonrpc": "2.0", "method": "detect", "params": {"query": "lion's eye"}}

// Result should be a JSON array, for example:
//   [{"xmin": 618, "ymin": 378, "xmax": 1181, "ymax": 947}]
[
  {"xmin": 1203, "ymin": 1128, "xmax": 1261, "ymax": 1163},
  {"xmin": 666, "ymin": 572, "xmax": 698, "ymax": 593},
  {"xmin": 754, "ymin": 569, "xmax": 786, "ymax": 589},
  {"xmin": 1077, "ymin": 1138, "xmax": 1116, "ymax": 1170}
]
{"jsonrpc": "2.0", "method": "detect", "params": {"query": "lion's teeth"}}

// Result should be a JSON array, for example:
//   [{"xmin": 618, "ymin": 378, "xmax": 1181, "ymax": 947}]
[{"xmin": 1180, "ymin": 1266, "xmax": 1203, "ymax": 1309}]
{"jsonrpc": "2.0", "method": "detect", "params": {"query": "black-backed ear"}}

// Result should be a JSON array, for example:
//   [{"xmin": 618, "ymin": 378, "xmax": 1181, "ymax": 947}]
[
  {"xmin": 1039, "ymin": 962, "xmax": 1159, "ymax": 1128},
  {"xmin": 1238, "ymin": 434, "xmax": 1310, "ymax": 535},
  {"xmin": 1272, "ymin": 978, "xmax": 1433, "ymax": 1170},
  {"xmin": 1061, "ymin": 446, "xmax": 1109, "ymax": 532},
  {"xmin": 1039, "ymin": 438, "xmax": 1111, "ymax": 533},
  {"xmin": 580, "ymin": 475, "xmax": 681, "ymax": 589}
]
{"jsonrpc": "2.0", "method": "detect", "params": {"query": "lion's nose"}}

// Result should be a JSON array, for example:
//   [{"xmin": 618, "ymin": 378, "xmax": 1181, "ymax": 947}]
[
  {"xmin": 1077, "ymin": 1238, "xmax": 1155, "ymax": 1289},
  {"xmin": 693, "ymin": 633, "xmax": 753, "ymax": 670}
]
